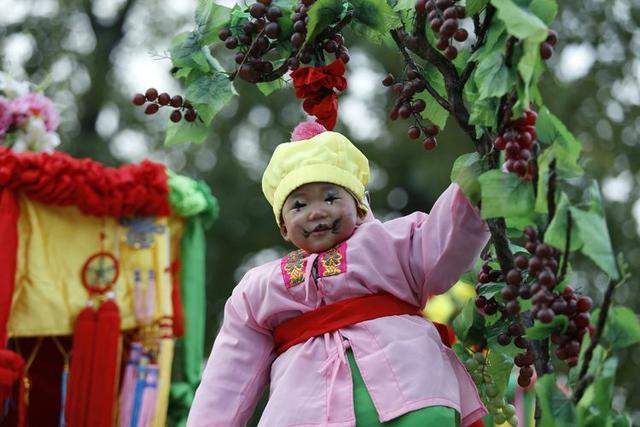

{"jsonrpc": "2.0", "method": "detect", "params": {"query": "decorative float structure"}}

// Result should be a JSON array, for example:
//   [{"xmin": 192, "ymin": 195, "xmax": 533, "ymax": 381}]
[{"xmin": 0, "ymin": 147, "xmax": 217, "ymax": 427}]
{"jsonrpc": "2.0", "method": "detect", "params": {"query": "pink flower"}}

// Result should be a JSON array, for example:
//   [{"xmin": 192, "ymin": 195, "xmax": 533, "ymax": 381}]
[
  {"xmin": 11, "ymin": 93, "xmax": 60, "ymax": 132},
  {"xmin": 0, "ymin": 97, "xmax": 12, "ymax": 136}
]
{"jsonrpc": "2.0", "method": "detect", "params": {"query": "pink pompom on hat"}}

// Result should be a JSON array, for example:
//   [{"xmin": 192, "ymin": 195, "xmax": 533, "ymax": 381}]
[{"xmin": 290, "ymin": 120, "xmax": 327, "ymax": 142}]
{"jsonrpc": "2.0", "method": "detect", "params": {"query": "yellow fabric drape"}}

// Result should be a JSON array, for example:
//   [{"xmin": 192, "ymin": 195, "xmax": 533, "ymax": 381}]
[{"xmin": 9, "ymin": 195, "xmax": 174, "ymax": 337}]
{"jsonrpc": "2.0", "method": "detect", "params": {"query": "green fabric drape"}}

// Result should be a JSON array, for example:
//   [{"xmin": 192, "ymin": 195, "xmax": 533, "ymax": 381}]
[{"xmin": 166, "ymin": 171, "xmax": 218, "ymax": 427}]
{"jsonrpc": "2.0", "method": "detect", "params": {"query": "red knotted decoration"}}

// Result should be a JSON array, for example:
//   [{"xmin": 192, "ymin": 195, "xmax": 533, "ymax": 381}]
[
  {"xmin": 65, "ymin": 306, "xmax": 98, "ymax": 427},
  {"xmin": 290, "ymin": 59, "xmax": 347, "ymax": 130},
  {"xmin": 86, "ymin": 300, "xmax": 121, "ymax": 427}
]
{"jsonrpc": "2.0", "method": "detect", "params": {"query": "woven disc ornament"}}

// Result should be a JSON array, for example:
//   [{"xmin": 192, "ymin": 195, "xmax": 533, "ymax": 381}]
[{"xmin": 80, "ymin": 251, "xmax": 119, "ymax": 295}]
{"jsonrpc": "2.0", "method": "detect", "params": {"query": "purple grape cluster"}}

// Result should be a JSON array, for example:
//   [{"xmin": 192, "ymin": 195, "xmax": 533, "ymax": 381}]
[
  {"xmin": 415, "ymin": 0, "xmax": 468, "ymax": 60},
  {"xmin": 218, "ymin": 0, "xmax": 283, "ymax": 82},
  {"xmin": 521, "ymin": 226, "xmax": 593, "ymax": 368},
  {"xmin": 287, "ymin": 0, "xmax": 349, "ymax": 70},
  {"xmin": 493, "ymin": 110, "xmax": 538, "ymax": 180},
  {"xmin": 382, "ymin": 70, "xmax": 439, "ymax": 150},
  {"xmin": 133, "ymin": 88, "xmax": 197, "ymax": 123}
]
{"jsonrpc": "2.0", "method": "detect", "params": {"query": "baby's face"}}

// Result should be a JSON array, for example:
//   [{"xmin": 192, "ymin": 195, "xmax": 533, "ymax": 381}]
[{"xmin": 280, "ymin": 182, "xmax": 362, "ymax": 253}]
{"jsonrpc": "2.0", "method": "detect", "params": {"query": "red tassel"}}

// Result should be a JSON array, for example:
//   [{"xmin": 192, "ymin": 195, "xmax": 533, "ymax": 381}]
[
  {"xmin": 65, "ymin": 306, "xmax": 98, "ymax": 427},
  {"xmin": 86, "ymin": 300, "xmax": 121, "ymax": 427},
  {"xmin": 170, "ymin": 259, "xmax": 185, "ymax": 337}
]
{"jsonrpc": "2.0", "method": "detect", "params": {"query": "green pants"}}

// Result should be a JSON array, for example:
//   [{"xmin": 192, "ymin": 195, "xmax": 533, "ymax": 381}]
[{"xmin": 347, "ymin": 350, "xmax": 460, "ymax": 426}]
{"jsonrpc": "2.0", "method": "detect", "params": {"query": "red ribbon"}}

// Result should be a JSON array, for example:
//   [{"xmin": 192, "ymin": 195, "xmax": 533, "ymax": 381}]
[{"xmin": 290, "ymin": 59, "xmax": 347, "ymax": 130}]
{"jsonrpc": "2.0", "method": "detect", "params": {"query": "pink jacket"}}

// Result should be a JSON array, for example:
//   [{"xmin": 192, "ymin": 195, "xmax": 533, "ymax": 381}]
[{"xmin": 187, "ymin": 183, "xmax": 491, "ymax": 427}]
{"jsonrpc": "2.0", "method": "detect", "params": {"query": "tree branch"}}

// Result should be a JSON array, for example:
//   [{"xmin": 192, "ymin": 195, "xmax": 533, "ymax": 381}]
[
  {"xmin": 389, "ymin": 29, "xmax": 451, "ymax": 112},
  {"xmin": 573, "ymin": 275, "xmax": 623, "ymax": 402},
  {"xmin": 547, "ymin": 159, "xmax": 557, "ymax": 221},
  {"xmin": 559, "ymin": 210, "xmax": 572, "ymax": 282}
]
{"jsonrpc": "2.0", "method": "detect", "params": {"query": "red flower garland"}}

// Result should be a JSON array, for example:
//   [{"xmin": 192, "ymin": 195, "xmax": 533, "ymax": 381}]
[
  {"xmin": 290, "ymin": 59, "xmax": 347, "ymax": 130},
  {"xmin": 0, "ymin": 147, "xmax": 170, "ymax": 217}
]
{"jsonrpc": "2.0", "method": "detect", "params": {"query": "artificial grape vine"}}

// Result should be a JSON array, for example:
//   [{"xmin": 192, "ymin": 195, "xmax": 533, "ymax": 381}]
[
  {"xmin": 288, "ymin": 0, "xmax": 350, "ymax": 69},
  {"xmin": 493, "ymin": 110, "xmax": 537, "ymax": 180},
  {"xmin": 417, "ymin": 0, "xmax": 468, "ymax": 60},
  {"xmin": 461, "ymin": 349, "xmax": 519, "ymax": 426},
  {"xmin": 217, "ymin": 0, "xmax": 284, "ymax": 82},
  {"xmin": 381, "ymin": 69, "xmax": 440, "ymax": 150},
  {"xmin": 132, "ymin": 88, "xmax": 197, "ymax": 123}
]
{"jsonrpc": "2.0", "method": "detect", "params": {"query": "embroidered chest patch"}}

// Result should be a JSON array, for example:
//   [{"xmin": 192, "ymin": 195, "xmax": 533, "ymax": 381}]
[
  {"xmin": 280, "ymin": 242, "xmax": 348, "ymax": 288},
  {"xmin": 318, "ymin": 242, "xmax": 348, "ymax": 277},
  {"xmin": 281, "ymin": 249, "xmax": 308, "ymax": 289}
]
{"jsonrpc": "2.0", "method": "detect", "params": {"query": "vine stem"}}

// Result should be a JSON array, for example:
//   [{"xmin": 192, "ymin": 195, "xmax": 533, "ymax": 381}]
[
  {"xmin": 558, "ymin": 210, "xmax": 572, "ymax": 281},
  {"xmin": 573, "ymin": 269, "xmax": 628, "ymax": 402}
]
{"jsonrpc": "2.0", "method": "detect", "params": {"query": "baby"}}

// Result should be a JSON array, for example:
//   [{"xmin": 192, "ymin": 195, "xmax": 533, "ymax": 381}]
[{"xmin": 187, "ymin": 122, "xmax": 491, "ymax": 426}]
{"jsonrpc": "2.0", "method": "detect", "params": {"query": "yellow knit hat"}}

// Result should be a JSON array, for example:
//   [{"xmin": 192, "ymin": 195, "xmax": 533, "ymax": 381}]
[{"xmin": 261, "ymin": 127, "xmax": 370, "ymax": 226}]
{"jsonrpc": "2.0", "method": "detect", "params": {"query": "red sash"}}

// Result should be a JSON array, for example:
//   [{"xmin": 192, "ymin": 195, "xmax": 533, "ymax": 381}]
[{"xmin": 273, "ymin": 293, "xmax": 422, "ymax": 355}]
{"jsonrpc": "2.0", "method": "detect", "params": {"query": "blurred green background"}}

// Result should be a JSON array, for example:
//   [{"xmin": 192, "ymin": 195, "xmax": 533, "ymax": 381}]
[{"xmin": 3, "ymin": 0, "xmax": 639, "ymax": 421}]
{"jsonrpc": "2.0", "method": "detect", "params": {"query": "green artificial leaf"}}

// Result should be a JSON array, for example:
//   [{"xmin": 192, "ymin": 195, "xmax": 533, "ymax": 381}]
[
  {"xmin": 350, "ymin": 0, "xmax": 401, "ymax": 36},
  {"xmin": 525, "ymin": 315, "xmax": 568, "ymax": 339},
  {"xmin": 173, "ymin": 66, "xmax": 193, "ymax": 80},
  {"xmin": 452, "ymin": 48, "xmax": 472, "ymax": 74},
  {"xmin": 451, "ymin": 152, "xmax": 483, "ymax": 204},
  {"xmin": 470, "ymin": 20, "xmax": 507, "ymax": 62},
  {"xmin": 164, "ymin": 120, "xmax": 210, "ymax": 146},
  {"xmin": 584, "ymin": 179, "xmax": 605, "ymax": 215},
  {"xmin": 491, "ymin": 0, "xmax": 548, "ymax": 43},
  {"xmin": 476, "ymin": 282, "xmax": 503, "ymax": 299},
  {"xmin": 272, "ymin": 0, "xmax": 296, "ymax": 9},
  {"xmin": 544, "ymin": 192, "xmax": 584, "ymax": 252},
  {"xmin": 467, "ymin": 0, "xmax": 490, "ymax": 16},
  {"xmin": 229, "ymin": 5, "xmax": 251, "ymax": 36},
  {"xmin": 535, "ymin": 106, "xmax": 556, "ymax": 145},
  {"xmin": 534, "ymin": 148, "xmax": 553, "ymax": 213},
  {"xmin": 415, "ymin": 63, "xmax": 449, "ymax": 129},
  {"xmin": 469, "ymin": 97, "xmax": 499, "ymax": 129},
  {"xmin": 186, "ymin": 73, "xmax": 237, "ymax": 126},
  {"xmin": 610, "ymin": 412, "xmax": 633, "ymax": 427},
  {"xmin": 487, "ymin": 340, "xmax": 519, "ymax": 396},
  {"xmin": 196, "ymin": 0, "xmax": 232, "ymax": 45},
  {"xmin": 305, "ymin": 0, "xmax": 343, "ymax": 43},
  {"xmin": 593, "ymin": 306, "xmax": 640, "ymax": 350},
  {"xmin": 537, "ymin": 107, "xmax": 583, "ymax": 176},
  {"xmin": 528, "ymin": 0, "xmax": 558, "ymax": 25},
  {"xmin": 276, "ymin": 15, "xmax": 294, "ymax": 41},
  {"xmin": 518, "ymin": 37, "xmax": 541, "ymax": 86},
  {"xmin": 170, "ymin": 32, "xmax": 208, "ymax": 72},
  {"xmin": 474, "ymin": 51, "xmax": 515, "ymax": 100},
  {"xmin": 536, "ymin": 374, "xmax": 577, "ymax": 427},
  {"xmin": 393, "ymin": 0, "xmax": 415, "ymax": 11},
  {"xmin": 577, "ymin": 356, "xmax": 617, "ymax": 425},
  {"xmin": 453, "ymin": 297, "xmax": 476, "ymax": 341},
  {"xmin": 257, "ymin": 79, "xmax": 286, "ymax": 96},
  {"xmin": 571, "ymin": 207, "xmax": 619, "ymax": 280},
  {"xmin": 478, "ymin": 169, "xmax": 535, "ymax": 227}
]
